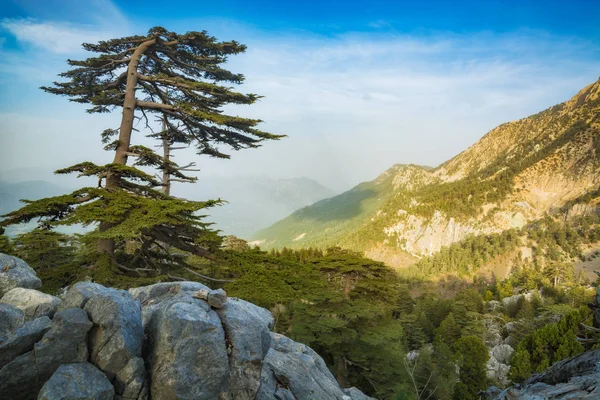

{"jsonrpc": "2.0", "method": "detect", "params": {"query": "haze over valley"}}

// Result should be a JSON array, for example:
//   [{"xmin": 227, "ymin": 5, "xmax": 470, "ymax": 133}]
[{"xmin": 1, "ymin": 1, "xmax": 600, "ymax": 399}]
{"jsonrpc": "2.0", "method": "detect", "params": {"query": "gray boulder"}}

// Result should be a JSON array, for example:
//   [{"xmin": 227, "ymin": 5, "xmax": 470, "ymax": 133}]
[
  {"xmin": 58, "ymin": 281, "xmax": 110, "ymax": 310},
  {"xmin": 129, "ymin": 281, "xmax": 211, "ymax": 327},
  {"xmin": 216, "ymin": 298, "xmax": 273, "ymax": 399},
  {"xmin": 0, "ymin": 316, "xmax": 51, "ymax": 369},
  {"xmin": 79, "ymin": 284, "xmax": 146, "ymax": 400},
  {"xmin": 344, "ymin": 387, "xmax": 375, "ymax": 400},
  {"xmin": 129, "ymin": 281, "xmax": 211, "ymax": 304},
  {"xmin": 491, "ymin": 344, "xmax": 514, "ymax": 365},
  {"xmin": 113, "ymin": 357, "xmax": 148, "ymax": 400},
  {"xmin": 257, "ymin": 332, "xmax": 348, "ymax": 400},
  {"xmin": 1, "ymin": 288, "xmax": 61, "ymax": 320},
  {"xmin": 208, "ymin": 288, "xmax": 228, "ymax": 308},
  {"xmin": 483, "ymin": 318, "xmax": 504, "ymax": 347},
  {"xmin": 38, "ymin": 362, "xmax": 115, "ymax": 400},
  {"xmin": 0, "ymin": 302, "xmax": 25, "ymax": 339},
  {"xmin": 0, "ymin": 308, "xmax": 92, "ymax": 399},
  {"xmin": 0, "ymin": 253, "xmax": 42, "ymax": 296},
  {"xmin": 145, "ymin": 297, "xmax": 229, "ymax": 399},
  {"xmin": 274, "ymin": 388, "xmax": 296, "ymax": 400},
  {"xmin": 486, "ymin": 356, "xmax": 511, "ymax": 387}
]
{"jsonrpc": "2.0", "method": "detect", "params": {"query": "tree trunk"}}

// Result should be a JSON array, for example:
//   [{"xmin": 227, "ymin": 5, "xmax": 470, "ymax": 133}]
[
  {"xmin": 336, "ymin": 356, "xmax": 348, "ymax": 388},
  {"xmin": 344, "ymin": 274, "xmax": 352, "ymax": 299},
  {"xmin": 161, "ymin": 116, "xmax": 171, "ymax": 196},
  {"xmin": 97, "ymin": 37, "xmax": 157, "ymax": 255}
]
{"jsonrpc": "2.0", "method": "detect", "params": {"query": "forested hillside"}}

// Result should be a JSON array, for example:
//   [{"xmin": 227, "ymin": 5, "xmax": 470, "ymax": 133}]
[
  {"xmin": 6, "ymin": 233, "xmax": 598, "ymax": 399},
  {"xmin": 2, "ymin": 12, "xmax": 600, "ymax": 400},
  {"xmin": 255, "ymin": 79, "xmax": 600, "ymax": 268}
]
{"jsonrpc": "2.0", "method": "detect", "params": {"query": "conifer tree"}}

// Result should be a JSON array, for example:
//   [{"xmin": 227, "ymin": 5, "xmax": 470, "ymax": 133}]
[
  {"xmin": 1, "ymin": 27, "xmax": 282, "ymax": 276},
  {"xmin": 13, "ymin": 230, "xmax": 77, "ymax": 270},
  {"xmin": 0, "ymin": 228, "xmax": 14, "ymax": 254},
  {"xmin": 452, "ymin": 336, "xmax": 489, "ymax": 400}
]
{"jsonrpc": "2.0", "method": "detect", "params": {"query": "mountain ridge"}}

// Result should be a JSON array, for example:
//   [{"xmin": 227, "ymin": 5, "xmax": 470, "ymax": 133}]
[{"xmin": 253, "ymin": 79, "xmax": 600, "ymax": 267}]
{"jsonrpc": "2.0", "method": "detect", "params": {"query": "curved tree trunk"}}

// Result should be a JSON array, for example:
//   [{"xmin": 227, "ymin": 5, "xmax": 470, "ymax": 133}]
[
  {"xmin": 336, "ymin": 356, "xmax": 348, "ymax": 388},
  {"xmin": 161, "ymin": 116, "xmax": 171, "ymax": 196},
  {"xmin": 97, "ymin": 37, "xmax": 157, "ymax": 255}
]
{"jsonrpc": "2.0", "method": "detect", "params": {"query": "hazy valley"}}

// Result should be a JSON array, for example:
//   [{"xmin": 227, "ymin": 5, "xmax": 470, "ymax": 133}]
[
  {"xmin": 2, "ymin": 8, "xmax": 600, "ymax": 400},
  {"xmin": 254, "ymin": 79, "xmax": 600, "ymax": 279}
]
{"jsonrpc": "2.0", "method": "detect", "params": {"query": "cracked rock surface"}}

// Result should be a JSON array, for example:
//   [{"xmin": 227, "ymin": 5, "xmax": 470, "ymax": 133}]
[
  {"xmin": 38, "ymin": 362, "xmax": 115, "ymax": 400},
  {"xmin": 0, "ymin": 254, "xmax": 374, "ymax": 400}
]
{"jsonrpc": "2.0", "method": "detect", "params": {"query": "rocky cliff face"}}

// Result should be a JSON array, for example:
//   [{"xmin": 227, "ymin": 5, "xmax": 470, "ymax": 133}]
[
  {"xmin": 0, "ymin": 253, "xmax": 373, "ymax": 400},
  {"xmin": 485, "ymin": 282, "xmax": 600, "ymax": 400},
  {"xmin": 255, "ymin": 79, "xmax": 600, "ymax": 267},
  {"xmin": 485, "ymin": 349, "xmax": 600, "ymax": 400}
]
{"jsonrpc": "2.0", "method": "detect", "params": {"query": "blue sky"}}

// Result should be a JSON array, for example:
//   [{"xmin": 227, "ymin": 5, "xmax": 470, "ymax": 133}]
[{"xmin": 1, "ymin": 0, "xmax": 599, "ymax": 192}]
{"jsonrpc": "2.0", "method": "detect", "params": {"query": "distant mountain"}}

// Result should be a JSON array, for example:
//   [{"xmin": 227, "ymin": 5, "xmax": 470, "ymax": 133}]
[
  {"xmin": 0, "ymin": 180, "xmax": 70, "ymax": 215},
  {"xmin": 254, "ymin": 79, "xmax": 600, "ymax": 267},
  {"xmin": 175, "ymin": 176, "xmax": 336, "ymax": 239},
  {"xmin": 0, "ymin": 180, "xmax": 88, "ymax": 236}
]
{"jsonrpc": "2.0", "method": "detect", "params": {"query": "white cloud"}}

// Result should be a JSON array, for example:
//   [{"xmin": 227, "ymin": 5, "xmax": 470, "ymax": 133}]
[
  {"xmin": 1, "ymin": 18, "xmax": 599, "ymax": 192},
  {"xmin": 0, "ymin": 0, "xmax": 128, "ymax": 54},
  {"xmin": 1, "ymin": 19, "xmax": 121, "ymax": 54}
]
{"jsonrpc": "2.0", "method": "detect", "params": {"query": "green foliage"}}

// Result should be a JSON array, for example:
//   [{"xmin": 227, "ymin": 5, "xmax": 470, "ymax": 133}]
[
  {"xmin": 509, "ymin": 348, "xmax": 532, "ymax": 383},
  {"xmin": 2, "ymin": 26, "xmax": 282, "ymax": 280},
  {"xmin": 453, "ymin": 336, "xmax": 489, "ymax": 400},
  {"xmin": 0, "ymin": 230, "xmax": 13, "ymax": 254},
  {"xmin": 434, "ymin": 313, "xmax": 462, "ymax": 348},
  {"xmin": 508, "ymin": 307, "xmax": 597, "ymax": 382},
  {"xmin": 218, "ymin": 248, "xmax": 407, "ymax": 398},
  {"xmin": 1, "ymin": 182, "xmax": 223, "ymax": 273},
  {"xmin": 9, "ymin": 230, "xmax": 78, "ymax": 293},
  {"xmin": 412, "ymin": 229, "xmax": 520, "ymax": 277},
  {"xmin": 11, "ymin": 230, "xmax": 77, "ymax": 266},
  {"xmin": 41, "ymin": 27, "xmax": 283, "ymax": 157}
]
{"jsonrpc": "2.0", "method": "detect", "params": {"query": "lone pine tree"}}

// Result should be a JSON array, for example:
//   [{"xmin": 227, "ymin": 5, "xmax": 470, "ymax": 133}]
[{"xmin": 1, "ymin": 27, "xmax": 282, "ymax": 276}]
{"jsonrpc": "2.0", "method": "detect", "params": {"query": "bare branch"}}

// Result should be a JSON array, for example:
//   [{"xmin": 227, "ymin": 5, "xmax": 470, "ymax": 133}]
[
  {"xmin": 136, "ymin": 100, "xmax": 176, "ymax": 111},
  {"xmin": 580, "ymin": 322, "xmax": 600, "ymax": 333},
  {"xmin": 184, "ymin": 267, "xmax": 235, "ymax": 283},
  {"xmin": 169, "ymin": 178, "xmax": 196, "ymax": 183}
]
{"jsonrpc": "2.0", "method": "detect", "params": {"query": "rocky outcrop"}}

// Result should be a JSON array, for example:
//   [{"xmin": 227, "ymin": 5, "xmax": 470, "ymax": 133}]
[
  {"xmin": 257, "ymin": 333, "xmax": 355, "ymax": 400},
  {"xmin": 0, "ymin": 253, "xmax": 42, "ymax": 296},
  {"xmin": 38, "ymin": 362, "xmax": 115, "ymax": 400},
  {"xmin": 216, "ymin": 298, "xmax": 273, "ymax": 399},
  {"xmin": 146, "ymin": 295, "xmax": 229, "ymax": 399},
  {"xmin": 486, "ymin": 345, "xmax": 513, "ymax": 387},
  {"xmin": 491, "ymin": 344, "xmax": 514, "ymax": 365},
  {"xmin": 70, "ymin": 283, "xmax": 147, "ymax": 400},
  {"xmin": 1, "ymin": 287, "xmax": 61, "ymax": 320},
  {"xmin": 0, "ymin": 254, "xmax": 373, "ymax": 400},
  {"xmin": 0, "ymin": 307, "xmax": 92, "ymax": 399},
  {"xmin": 0, "ymin": 315, "xmax": 51, "ymax": 369},
  {"xmin": 488, "ymin": 349, "xmax": 600, "ymax": 399},
  {"xmin": 0, "ymin": 303, "xmax": 25, "ymax": 337}
]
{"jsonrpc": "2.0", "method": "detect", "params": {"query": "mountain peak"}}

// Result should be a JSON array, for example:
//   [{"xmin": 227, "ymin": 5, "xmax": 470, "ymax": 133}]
[
  {"xmin": 255, "ymin": 79, "xmax": 600, "ymax": 267},
  {"xmin": 565, "ymin": 77, "xmax": 600, "ymax": 110}
]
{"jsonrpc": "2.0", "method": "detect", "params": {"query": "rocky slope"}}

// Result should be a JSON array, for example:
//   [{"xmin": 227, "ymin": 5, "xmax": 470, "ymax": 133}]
[
  {"xmin": 254, "ymin": 79, "xmax": 600, "ymax": 268},
  {"xmin": 485, "ymin": 282, "xmax": 600, "ymax": 399},
  {"xmin": 0, "ymin": 253, "xmax": 372, "ymax": 400},
  {"xmin": 486, "ymin": 349, "xmax": 600, "ymax": 399}
]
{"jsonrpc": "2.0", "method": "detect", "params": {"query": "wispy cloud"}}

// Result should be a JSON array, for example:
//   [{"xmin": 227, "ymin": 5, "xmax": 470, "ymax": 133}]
[
  {"xmin": 1, "ymin": 19, "xmax": 121, "ymax": 53},
  {"xmin": 1, "ymin": 14, "xmax": 599, "ymax": 191}
]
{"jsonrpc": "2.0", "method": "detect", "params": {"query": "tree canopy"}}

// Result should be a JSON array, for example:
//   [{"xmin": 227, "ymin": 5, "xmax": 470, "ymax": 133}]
[{"xmin": 1, "ymin": 27, "xmax": 282, "ymax": 276}]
